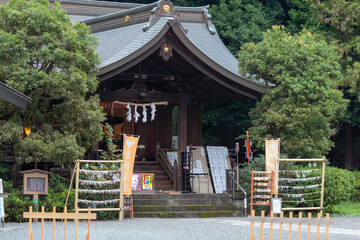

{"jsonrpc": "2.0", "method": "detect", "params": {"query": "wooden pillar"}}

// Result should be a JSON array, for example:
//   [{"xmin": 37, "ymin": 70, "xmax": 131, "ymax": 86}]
[
  {"xmin": 177, "ymin": 97, "xmax": 188, "ymax": 191},
  {"xmin": 187, "ymin": 103, "xmax": 202, "ymax": 146}
]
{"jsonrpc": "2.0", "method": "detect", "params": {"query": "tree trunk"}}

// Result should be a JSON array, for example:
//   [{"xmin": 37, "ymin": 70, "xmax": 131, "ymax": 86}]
[
  {"xmin": 11, "ymin": 160, "xmax": 20, "ymax": 188},
  {"xmin": 345, "ymin": 123, "xmax": 354, "ymax": 169}
]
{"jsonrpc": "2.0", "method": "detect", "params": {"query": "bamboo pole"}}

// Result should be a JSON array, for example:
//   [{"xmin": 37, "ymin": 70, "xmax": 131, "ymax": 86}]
[
  {"xmin": 279, "ymin": 211, "xmax": 283, "ymax": 240},
  {"xmin": 120, "ymin": 157, "xmax": 124, "ymax": 220},
  {"xmin": 289, "ymin": 212, "xmax": 293, "ymax": 240},
  {"xmin": 75, "ymin": 162, "xmax": 80, "ymax": 211},
  {"xmin": 76, "ymin": 159, "xmax": 123, "ymax": 163},
  {"xmin": 65, "ymin": 164, "xmax": 76, "ymax": 208},
  {"xmin": 316, "ymin": 212, "xmax": 320, "ymax": 240},
  {"xmin": 279, "ymin": 159, "xmax": 325, "ymax": 162},
  {"xmin": 270, "ymin": 211, "xmax": 274, "ymax": 240},
  {"xmin": 64, "ymin": 206, "xmax": 67, "ymax": 240},
  {"xmin": 41, "ymin": 206, "xmax": 44, "ymax": 240},
  {"xmin": 298, "ymin": 212, "xmax": 302, "ymax": 240},
  {"xmin": 53, "ymin": 206, "xmax": 56, "ymax": 240},
  {"xmin": 250, "ymin": 170, "xmax": 254, "ymax": 213},
  {"xmin": 307, "ymin": 212, "xmax": 311, "ymax": 240},
  {"xmin": 320, "ymin": 158, "xmax": 326, "ymax": 216}
]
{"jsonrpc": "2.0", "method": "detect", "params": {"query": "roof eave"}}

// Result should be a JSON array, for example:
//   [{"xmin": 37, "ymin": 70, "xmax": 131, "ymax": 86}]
[{"xmin": 0, "ymin": 82, "xmax": 32, "ymax": 111}]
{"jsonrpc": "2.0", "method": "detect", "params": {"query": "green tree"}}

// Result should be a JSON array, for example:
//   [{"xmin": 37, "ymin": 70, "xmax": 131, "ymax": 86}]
[
  {"xmin": 306, "ymin": 0, "xmax": 360, "ymax": 168},
  {"xmin": 0, "ymin": 0, "xmax": 105, "ymax": 184},
  {"xmin": 209, "ymin": 0, "xmax": 285, "ymax": 55},
  {"xmin": 238, "ymin": 26, "xmax": 348, "ymax": 158}
]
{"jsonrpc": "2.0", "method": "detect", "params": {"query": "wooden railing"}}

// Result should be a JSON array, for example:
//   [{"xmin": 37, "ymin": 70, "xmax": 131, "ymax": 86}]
[
  {"xmin": 156, "ymin": 146, "xmax": 174, "ymax": 183},
  {"xmin": 248, "ymin": 210, "xmax": 332, "ymax": 240},
  {"xmin": 23, "ymin": 206, "xmax": 96, "ymax": 240}
]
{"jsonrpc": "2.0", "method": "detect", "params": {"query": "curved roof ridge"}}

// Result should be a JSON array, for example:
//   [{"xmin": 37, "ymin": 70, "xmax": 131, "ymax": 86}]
[
  {"xmin": 83, "ymin": 1, "xmax": 159, "ymax": 25},
  {"xmin": 55, "ymin": 0, "xmax": 145, "ymax": 8}
]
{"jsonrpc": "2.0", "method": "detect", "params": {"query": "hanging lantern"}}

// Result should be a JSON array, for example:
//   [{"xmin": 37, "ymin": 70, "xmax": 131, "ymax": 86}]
[{"xmin": 24, "ymin": 127, "xmax": 31, "ymax": 136}]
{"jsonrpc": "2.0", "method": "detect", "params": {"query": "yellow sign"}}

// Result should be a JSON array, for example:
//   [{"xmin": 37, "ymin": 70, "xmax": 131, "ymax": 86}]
[
  {"xmin": 123, "ymin": 135, "xmax": 139, "ymax": 195},
  {"xmin": 265, "ymin": 139, "xmax": 280, "ymax": 194}
]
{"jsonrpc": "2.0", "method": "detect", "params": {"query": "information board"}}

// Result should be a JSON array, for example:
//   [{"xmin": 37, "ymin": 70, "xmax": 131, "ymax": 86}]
[
  {"xmin": 27, "ymin": 177, "xmax": 45, "ymax": 192},
  {"xmin": 206, "ymin": 146, "xmax": 231, "ymax": 193}
]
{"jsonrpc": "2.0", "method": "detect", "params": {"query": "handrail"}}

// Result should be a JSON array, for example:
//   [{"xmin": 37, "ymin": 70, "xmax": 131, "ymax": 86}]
[
  {"xmin": 156, "ymin": 147, "xmax": 174, "ymax": 182},
  {"xmin": 227, "ymin": 171, "xmax": 247, "ymax": 217}
]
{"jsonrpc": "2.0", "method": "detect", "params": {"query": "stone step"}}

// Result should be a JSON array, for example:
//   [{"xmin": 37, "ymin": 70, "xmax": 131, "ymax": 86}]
[
  {"xmin": 133, "ymin": 193, "xmax": 231, "ymax": 200},
  {"xmin": 133, "ymin": 198, "xmax": 232, "ymax": 205},
  {"xmin": 133, "ymin": 204, "xmax": 237, "ymax": 212},
  {"xmin": 133, "ymin": 211, "xmax": 242, "ymax": 218}
]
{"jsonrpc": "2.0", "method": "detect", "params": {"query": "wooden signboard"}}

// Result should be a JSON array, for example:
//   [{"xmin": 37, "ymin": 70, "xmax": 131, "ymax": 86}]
[
  {"xmin": 21, "ymin": 169, "xmax": 51, "ymax": 196},
  {"xmin": 265, "ymin": 139, "xmax": 280, "ymax": 194}
]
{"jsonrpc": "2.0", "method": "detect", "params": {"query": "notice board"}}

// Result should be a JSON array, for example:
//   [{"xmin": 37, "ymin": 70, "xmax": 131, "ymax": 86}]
[
  {"xmin": 206, "ymin": 146, "xmax": 231, "ymax": 193},
  {"xmin": 190, "ymin": 146, "xmax": 213, "ymax": 194}
]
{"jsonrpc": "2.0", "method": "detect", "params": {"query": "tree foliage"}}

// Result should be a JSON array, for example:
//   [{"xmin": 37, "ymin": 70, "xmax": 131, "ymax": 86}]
[
  {"xmin": 238, "ymin": 26, "xmax": 348, "ymax": 158},
  {"xmin": 209, "ymin": 0, "xmax": 285, "ymax": 55},
  {"xmin": 0, "ymin": 0, "xmax": 105, "ymax": 169}
]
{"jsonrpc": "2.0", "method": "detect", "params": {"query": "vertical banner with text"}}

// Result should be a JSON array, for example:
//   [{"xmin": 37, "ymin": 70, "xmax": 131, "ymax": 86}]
[
  {"xmin": 123, "ymin": 135, "xmax": 139, "ymax": 195},
  {"xmin": 265, "ymin": 139, "xmax": 280, "ymax": 195}
]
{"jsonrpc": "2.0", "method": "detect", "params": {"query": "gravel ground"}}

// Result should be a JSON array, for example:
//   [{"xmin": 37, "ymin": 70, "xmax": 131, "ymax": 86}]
[{"xmin": 1, "ymin": 217, "xmax": 359, "ymax": 240}]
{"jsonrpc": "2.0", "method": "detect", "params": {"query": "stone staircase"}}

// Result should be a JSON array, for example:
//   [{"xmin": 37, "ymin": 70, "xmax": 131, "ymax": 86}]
[
  {"xmin": 130, "ymin": 193, "xmax": 244, "ymax": 218},
  {"xmin": 133, "ymin": 161, "xmax": 173, "ymax": 191}
]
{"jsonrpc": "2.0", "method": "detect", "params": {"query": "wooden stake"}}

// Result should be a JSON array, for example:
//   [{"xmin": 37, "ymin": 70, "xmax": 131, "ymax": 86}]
[
  {"xmin": 260, "ymin": 210, "xmax": 265, "ymax": 240},
  {"xmin": 279, "ymin": 211, "xmax": 284, "ymax": 240},
  {"xmin": 270, "ymin": 211, "xmax": 274, "ymax": 240},
  {"xmin": 307, "ymin": 212, "xmax": 311, "ymax": 240},
  {"xmin": 119, "ymin": 158, "xmax": 124, "ymax": 220},
  {"xmin": 298, "ymin": 212, "xmax": 302, "ymax": 240},
  {"xmin": 289, "ymin": 212, "xmax": 293, "ymax": 240}
]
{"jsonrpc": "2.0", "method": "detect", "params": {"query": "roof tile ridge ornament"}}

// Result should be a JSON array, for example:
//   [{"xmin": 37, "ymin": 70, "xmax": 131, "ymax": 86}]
[
  {"xmin": 143, "ymin": 0, "xmax": 188, "ymax": 34},
  {"xmin": 201, "ymin": 7, "xmax": 216, "ymax": 35}
]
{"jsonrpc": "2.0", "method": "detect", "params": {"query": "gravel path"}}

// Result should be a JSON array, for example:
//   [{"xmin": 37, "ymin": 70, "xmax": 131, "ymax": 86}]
[{"xmin": 1, "ymin": 217, "xmax": 359, "ymax": 240}]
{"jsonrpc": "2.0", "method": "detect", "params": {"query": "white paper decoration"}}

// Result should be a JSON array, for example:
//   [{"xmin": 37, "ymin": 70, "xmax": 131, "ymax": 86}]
[
  {"xmin": 126, "ymin": 104, "xmax": 131, "ymax": 122},
  {"xmin": 151, "ymin": 103, "xmax": 156, "ymax": 121},
  {"xmin": 142, "ymin": 105, "xmax": 147, "ymax": 123},
  {"xmin": 134, "ymin": 105, "xmax": 140, "ymax": 123}
]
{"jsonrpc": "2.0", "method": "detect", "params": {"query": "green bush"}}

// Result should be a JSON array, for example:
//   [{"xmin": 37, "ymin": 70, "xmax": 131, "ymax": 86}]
[
  {"xmin": 324, "ymin": 166, "xmax": 355, "ymax": 212},
  {"xmin": 3, "ymin": 180, "xmax": 35, "ymax": 222},
  {"xmin": 352, "ymin": 171, "xmax": 360, "ymax": 201}
]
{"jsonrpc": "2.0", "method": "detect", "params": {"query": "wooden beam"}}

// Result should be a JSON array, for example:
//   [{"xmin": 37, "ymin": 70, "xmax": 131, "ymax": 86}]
[{"xmin": 98, "ymin": 90, "xmax": 192, "ymax": 104}]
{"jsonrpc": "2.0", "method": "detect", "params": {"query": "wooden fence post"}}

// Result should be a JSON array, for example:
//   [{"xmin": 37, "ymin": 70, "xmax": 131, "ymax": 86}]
[
  {"xmin": 289, "ymin": 211, "xmax": 293, "ymax": 240},
  {"xmin": 307, "ymin": 212, "xmax": 311, "ymax": 240},
  {"xmin": 28, "ymin": 206, "xmax": 33, "ymax": 240},
  {"xmin": 269, "ymin": 211, "xmax": 274, "ymax": 240},
  {"xmin": 298, "ymin": 212, "xmax": 302, "ymax": 240},
  {"xmin": 250, "ymin": 210, "xmax": 255, "ymax": 240},
  {"xmin": 64, "ymin": 206, "xmax": 67, "ymax": 240},
  {"xmin": 316, "ymin": 212, "xmax": 321, "ymax": 240},
  {"xmin": 325, "ymin": 213, "xmax": 330, "ymax": 240},
  {"xmin": 86, "ymin": 207, "xmax": 91, "ymax": 240},
  {"xmin": 279, "ymin": 211, "xmax": 284, "ymax": 240},
  {"xmin": 260, "ymin": 210, "xmax": 265, "ymax": 240},
  {"xmin": 41, "ymin": 206, "xmax": 44, "ymax": 240}
]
